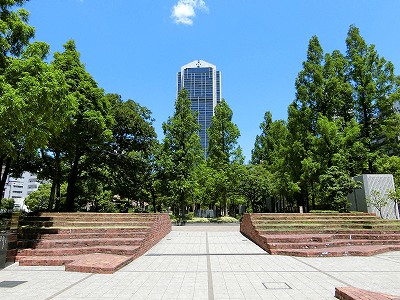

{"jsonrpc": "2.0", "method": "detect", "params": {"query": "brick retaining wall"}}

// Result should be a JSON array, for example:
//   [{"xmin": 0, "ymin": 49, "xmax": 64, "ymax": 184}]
[{"xmin": 240, "ymin": 213, "xmax": 272, "ymax": 253}]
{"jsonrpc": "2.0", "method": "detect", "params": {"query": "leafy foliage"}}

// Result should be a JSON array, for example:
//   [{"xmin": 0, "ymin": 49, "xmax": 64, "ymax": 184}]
[
  {"xmin": 366, "ymin": 190, "xmax": 389, "ymax": 218},
  {"xmin": 207, "ymin": 99, "xmax": 242, "ymax": 215},
  {"xmin": 2, "ymin": 3, "xmax": 399, "ymax": 218},
  {"xmin": 24, "ymin": 184, "xmax": 66, "ymax": 212},
  {"xmin": 319, "ymin": 166, "xmax": 360, "ymax": 212},
  {"xmin": 0, "ymin": 198, "xmax": 14, "ymax": 212},
  {"xmin": 250, "ymin": 25, "xmax": 399, "ymax": 213},
  {"xmin": 160, "ymin": 89, "xmax": 204, "ymax": 215}
]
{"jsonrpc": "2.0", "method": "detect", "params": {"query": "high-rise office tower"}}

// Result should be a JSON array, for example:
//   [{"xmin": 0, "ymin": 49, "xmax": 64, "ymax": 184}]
[{"xmin": 177, "ymin": 60, "xmax": 222, "ymax": 155}]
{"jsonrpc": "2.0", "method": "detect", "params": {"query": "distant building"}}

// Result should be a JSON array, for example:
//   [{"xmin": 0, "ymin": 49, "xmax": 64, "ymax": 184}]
[
  {"xmin": 177, "ymin": 60, "xmax": 222, "ymax": 155},
  {"xmin": 3, "ymin": 172, "xmax": 40, "ymax": 211},
  {"xmin": 394, "ymin": 101, "xmax": 400, "ymax": 113}
]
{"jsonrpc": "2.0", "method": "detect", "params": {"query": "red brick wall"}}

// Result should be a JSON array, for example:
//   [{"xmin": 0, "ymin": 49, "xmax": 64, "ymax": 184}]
[
  {"xmin": 240, "ymin": 213, "xmax": 271, "ymax": 253},
  {"xmin": 133, "ymin": 213, "xmax": 172, "ymax": 258}
]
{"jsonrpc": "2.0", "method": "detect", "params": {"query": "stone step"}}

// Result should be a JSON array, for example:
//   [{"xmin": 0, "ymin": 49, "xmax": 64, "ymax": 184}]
[
  {"xmin": 260, "ymin": 234, "xmax": 336, "ymax": 243},
  {"xmin": 23, "ymin": 216, "xmax": 153, "ymax": 222},
  {"xmin": 19, "ymin": 220, "xmax": 153, "ymax": 227},
  {"xmin": 250, "ymin": 213, "xmax": 376, "ymax": 219},
  {"xmin": 240, "ymin": 213, "xmax": 400, "ymax": 258},
  {"xmin": 18, "ymin": 228, "xmax": 148, "ymax": 241},
  {"xmin": 258, "ymin": 229, "xmax": 400, "ymax": 235},
  {"xmin": 65, "ymin": 253, "xmax": 134, "ymax": 274},
  {"xmin": 253, "ymin": 219, "xmax": 384, "ymax": 224},
  {"xmin": 22, "ymin": 231, "xmax": 148, "ymax": 240},
  {"xmin": 17, "ymin": 245, "xmax": 140, "ymax": 257},
  {"xmin": 17, "ymin": 253, "xmax": 134, "ymax": 274},
  {"xmin": 335, "ymin": 233, "xmax": 400, "ymax": 240},
  {"xmin": 267, "ymin": 239, "xmax": 400, "ymax": 250},
  {"xmin": 18, "ymin": 237, "xmax": 144, "ymax": 249},
  {"xmin": 18, "ymin": 255, "xmax": 76, "ymax": 266},
  {"xmin": 19, "ymin": 226, "xmax": 150, "ymax": 236},
  {"xmin": 252, "ymin": 217, "xmax": 380, "ymax": 222},
  {"xmin": 269, "ymin": 245, "xmax": 400, "ymax": 257},
  {"xmin": 255, "ymin": 224, "xmax": 384, "ymax": 230},
  {"xmin": 36, "ymin": 213, "xmax": 155, "ymax": 219},
  {"xmin": 11, "ymin": 213, "xmax": 172, "ymax": 273},
  {"xmin": 261, "ymin": 233, "xmax": 400, "ymax": 243},
  {"xmin": 335, "ymin": 286, "xmax": 400, "ymax": 300}
]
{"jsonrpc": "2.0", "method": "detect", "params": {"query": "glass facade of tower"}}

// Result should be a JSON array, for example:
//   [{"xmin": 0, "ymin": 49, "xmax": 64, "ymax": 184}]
[{"xmin": 177, "ymin": 60, "xmax": 221, "ymax": 155}]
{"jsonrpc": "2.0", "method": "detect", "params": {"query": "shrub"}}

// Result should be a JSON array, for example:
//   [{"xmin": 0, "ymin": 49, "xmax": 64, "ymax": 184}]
[
  {"xmin": 212, "ymin": 216, "xmax": 239, "ymax": 223},
  {"xmin": 25, "ymin": 184, "xmax": 51, "ymax": 212},
  {"xmin": 186, "ymin": 212, "xmax": 194, "ymax": 220},
  {"xmin": 187, "ymin": 217, "xmax": 210, "ymax": 223},
  {"xmin": 0, "ymin": 198, "xmax": 14, "ymax": 213}
]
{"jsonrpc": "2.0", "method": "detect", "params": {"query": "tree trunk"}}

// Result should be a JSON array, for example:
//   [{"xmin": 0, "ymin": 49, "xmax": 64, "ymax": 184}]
[
  {"xmin": 54, "ymin": 152, "xmax": 62, "ymax": 211},
  {"xmin": 180, "ymin": 192, "xmax": 186, "ymax": 216},
  {"xmin": 40, "ymin": 149, "xmax": 57, "ymax": 211},
  {"xmin": 65, "ymin": 151, "xmax": 81, "ymax": 212},
  {"xmin": 223, "ymin": 188, "xmax": 228, "ymax": 216},
  {"xmin": 49, "ymin": 181, "xmax": 56, "ymax": 211},
  {"xmin": 0, "ymin": 155, "xmax": 4, "ymax": 200},
  {"xmin": 0, "ymin": 157, "xmax": 11, "ymax": 201},
  {"xmin": 151, "ymin": 189, "xmax": 157, "ymax": 213},
  {"xmin": 55, "ymin": 179, "xmax": 61, "ymax": 211},
  {"xmin": 311, "ymin": 182, "xmax": 316, "ymax": 210}
]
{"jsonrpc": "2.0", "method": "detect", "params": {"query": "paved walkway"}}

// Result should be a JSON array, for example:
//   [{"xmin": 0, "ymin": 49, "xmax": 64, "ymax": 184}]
[{"xmin": 1, "ymin": 224, "xmax": 400, "ymax": 299}]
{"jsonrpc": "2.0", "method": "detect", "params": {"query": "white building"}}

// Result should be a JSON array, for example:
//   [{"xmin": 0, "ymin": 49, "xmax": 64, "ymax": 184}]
[
  {"xmin": 3, "ymin": 172, "xmax": 40, "ymax": 211},
  {"xmin": 394, "ymin": 100, "xmax": 400, "ymax": 113}
]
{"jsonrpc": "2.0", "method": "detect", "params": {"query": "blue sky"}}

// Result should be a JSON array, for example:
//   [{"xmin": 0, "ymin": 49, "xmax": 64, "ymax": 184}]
[{"xmin": 24, "ymin": 0, "xmax": 400, "ymax": 161}]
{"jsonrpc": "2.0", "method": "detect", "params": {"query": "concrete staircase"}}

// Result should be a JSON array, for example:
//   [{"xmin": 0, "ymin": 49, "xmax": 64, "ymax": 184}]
[
  {"xmin": 14, "ymin": 213, "xmax": 171, "ymax": 273},
  {"xmin": 240, "ymin": 213, "xmax": 400, "ymax": 257}
]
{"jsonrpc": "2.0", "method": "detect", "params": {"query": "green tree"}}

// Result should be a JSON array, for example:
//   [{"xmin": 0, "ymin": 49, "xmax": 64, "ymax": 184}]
[
  {"xmin": 240, "ymin": 164, "xmax": 271, "ymax": 213},
  {"xmin": 0, "ymin": 0, "xmax": 34, "ymax": 70},
  {"xmin": 25, "ymin": 183, "xmax": 66, "ymax": 212},
  {"xmin": 323, "ymin": 50, "xmax": 354, "ymax": 122},
  {"xmin": 51, "ymin": 40, "xmax": 112, "ymax": 211},
  {"xmin": 346, "ymin": 25, "xmax": 400, "ymax": 172},
  {"xmin": 366, "ymin": 189, "xmax": 389, "ymax": 218},
  {"xmin": 0, "ymin": 0, "xmax": 34, "ymax": 201},
  {"xmin": 191, "ymin": 162, "xmax": 214, "ymax": 212},
  {"xmin": 106, "ymin": 95, "xmax": 158, "ymax": 206},
  {"xmin": 251, "ymin": 111, "xmax": 274, "ymax": 165},
  {"xmin": 286, "ymin": 36, "xmax": 325, "ymax": 211},
  {"xmin": 207, "ymin": 99, "xmax": 241, "ymax": 216},
  {"xmin": 160, "ymin": 89, "xmax": 204, "ymax": 217},
  {"xmin": 374, "ymin": 155, "xmax": 400, "ymax": 189},
  {"xmin": 387, "ymin": 189, "xmax": 400, "ymax": 218},
  {"xmin": 251, "ymin": 112, "xmax": 297, "ymax": 212},
  {"xmin": 0, "ymin": 42, "xmax": 74, "ymax": 205},
  {"xmin": 313, "ymin": 116, "xmax": 366, "ymax": 176},
  {"xmin": 287, "ymin": 103, "xmax": 317, "ymax": 211},
  {"xmin": 319, "ymin": 166, "xmax": 359, "ymax": 212},
  {"xmin": 0, "ymin": 198, "xmax": 14, "ymax": 212}
]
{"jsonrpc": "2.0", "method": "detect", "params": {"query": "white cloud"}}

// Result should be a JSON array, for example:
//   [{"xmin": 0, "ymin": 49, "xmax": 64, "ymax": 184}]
[{"xmin": 171, "ymin": 0, "xmax": 208, "ymax": 25}]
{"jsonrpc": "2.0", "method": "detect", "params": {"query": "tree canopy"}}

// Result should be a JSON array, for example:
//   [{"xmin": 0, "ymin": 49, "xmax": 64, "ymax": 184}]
[{"xmin": 1, "ymin": 2, "xmax": 399, "ymax": 218}]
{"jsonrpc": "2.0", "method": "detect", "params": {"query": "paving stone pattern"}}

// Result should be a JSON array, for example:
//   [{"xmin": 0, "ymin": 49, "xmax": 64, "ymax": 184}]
[{"xmin": 1, "ymin": 224, "xmax": 400, "ymax": 299}]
